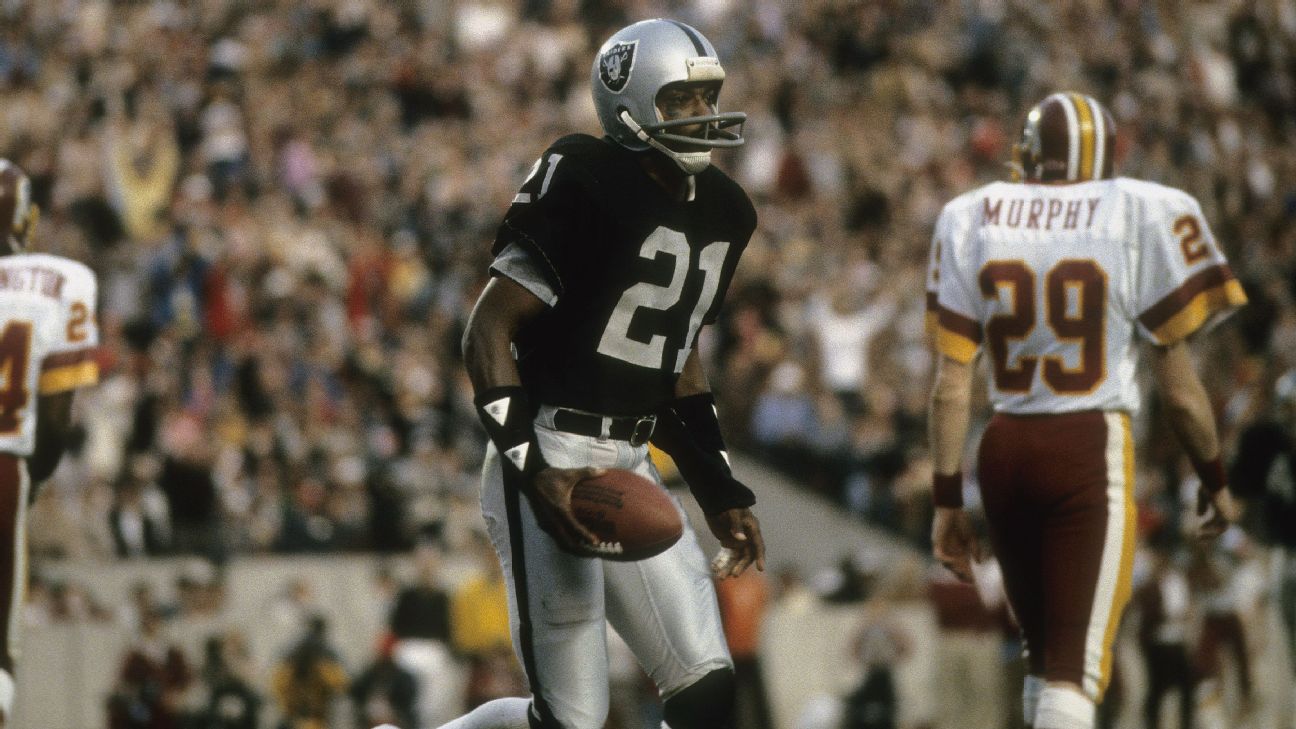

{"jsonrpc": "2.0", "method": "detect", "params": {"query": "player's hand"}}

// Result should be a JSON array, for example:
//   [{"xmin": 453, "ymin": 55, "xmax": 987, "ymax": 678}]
[
  {"xmin": 706, "ymin": 507, "xmax": 766, "ymax": 578},
  {"xmin": 529, "ymin": 467, "xmax": 606, "ymax": 555},
  {"xmin": 1196, "ymin": 485, "xmax": 1242, "ymax": 540},
  {"xmin": 932, "ymin": 506, "xmax": 978, "ymax": 582}
]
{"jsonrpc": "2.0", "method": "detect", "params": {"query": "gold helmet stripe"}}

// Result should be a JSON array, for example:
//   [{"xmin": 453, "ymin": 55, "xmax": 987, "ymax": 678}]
[{"xmin": 1069, "ymin": 93, "xmax": 1096, "ymax": 180}]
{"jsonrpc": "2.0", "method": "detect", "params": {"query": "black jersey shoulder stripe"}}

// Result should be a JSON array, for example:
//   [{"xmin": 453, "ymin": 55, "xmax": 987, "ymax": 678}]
[{"xmin": 664, "ymin": 19, "xmax": 707, "ymax": 56}]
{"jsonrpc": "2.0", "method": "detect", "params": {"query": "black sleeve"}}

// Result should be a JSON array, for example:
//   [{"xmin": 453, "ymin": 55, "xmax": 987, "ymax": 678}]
[
  {"xmin": 651, "ymin": 394, "xmax": 755, "ymax": 515},
  {"xmin": 490, "ymin": 149, "xmax": 596, "ymax": 299}
]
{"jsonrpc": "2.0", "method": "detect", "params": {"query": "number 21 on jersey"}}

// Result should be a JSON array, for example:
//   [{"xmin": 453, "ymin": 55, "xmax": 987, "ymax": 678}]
[
  {"xmin": 598, "ymin": 227, "xmax": 728, "ymax": 373},
  {"xmin": 980, "ymin": 259, "xmax": 1107, "ymax": 394}
]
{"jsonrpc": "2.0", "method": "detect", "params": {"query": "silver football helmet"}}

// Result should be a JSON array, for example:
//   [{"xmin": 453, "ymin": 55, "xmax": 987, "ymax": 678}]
[{"xmin": 591, "ymin": 19, "xmax": 745, "ymax": 175}]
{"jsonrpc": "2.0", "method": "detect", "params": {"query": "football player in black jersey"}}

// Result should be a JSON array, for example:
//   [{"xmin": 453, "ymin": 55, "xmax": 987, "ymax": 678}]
[{"xmin": 446, "ymin": 18, "xmax": 765, "ymax": 729}]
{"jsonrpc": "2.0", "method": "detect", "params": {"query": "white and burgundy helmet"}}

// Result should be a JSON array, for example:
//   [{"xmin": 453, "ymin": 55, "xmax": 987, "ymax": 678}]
[{"xmin": 1013, "ymin": 92, "xmax": 1117, "ymax": 183}]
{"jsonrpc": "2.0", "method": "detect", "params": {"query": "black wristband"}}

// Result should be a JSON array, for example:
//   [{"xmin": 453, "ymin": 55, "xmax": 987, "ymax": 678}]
[
  {"xmin": 933, "ymin": 472, "xmax": 964, "ymax": 508},
  {"xmin": 474, "ymin": 386, "xmax": 547, "ymax": 481},
  {"xmin": 1192, "ymin": 456, "xmax": 1227, "ymax": 495},
  {"xmin": 670, "ymin": 393, "xmax": 730, "ymax": 461},
  {"xmin": 652, "ymin": 394, "xmax": 755, "ymax": 515}
]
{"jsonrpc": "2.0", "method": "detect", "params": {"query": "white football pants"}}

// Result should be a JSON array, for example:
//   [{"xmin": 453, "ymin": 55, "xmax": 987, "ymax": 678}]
[{"xmin": 477, "ymin": 409, "xmax": 731, "ymax": 729}]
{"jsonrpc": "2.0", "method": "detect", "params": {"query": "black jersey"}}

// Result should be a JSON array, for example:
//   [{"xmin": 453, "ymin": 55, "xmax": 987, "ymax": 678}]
[{"xmin": 489, "ymin": 134, "xmax": 756, "ymax": 416}]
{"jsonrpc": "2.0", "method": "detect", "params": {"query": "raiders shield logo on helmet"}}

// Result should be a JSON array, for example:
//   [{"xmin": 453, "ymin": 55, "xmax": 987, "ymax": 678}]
[{"xmin": 598, "ymin": 41, "xmax": 637, "ymax": 93}]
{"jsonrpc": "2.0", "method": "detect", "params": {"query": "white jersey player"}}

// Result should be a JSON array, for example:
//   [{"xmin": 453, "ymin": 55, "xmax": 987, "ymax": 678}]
[
  {"xmin": 925, "ymin": 93, "xmax": 1244, "ymax": 729},
  {"xmin": 927, "ymin": 171, "xmax": 1246, "ymax": 414},
  {"xmin": 0, "ymin": 160, "xmax": 98, "ymax": 724}
]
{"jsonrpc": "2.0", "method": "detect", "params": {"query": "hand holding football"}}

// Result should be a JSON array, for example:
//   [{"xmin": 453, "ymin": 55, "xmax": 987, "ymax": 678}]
[{"xmin": 570, "ymin": 469, "xmax": 683, "ymax": 561}]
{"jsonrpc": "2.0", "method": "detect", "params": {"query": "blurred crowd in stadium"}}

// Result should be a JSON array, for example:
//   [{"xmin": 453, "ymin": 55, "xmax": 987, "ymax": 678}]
[{"xmin": 3, "ymin": 0, "xmax": 1294, "ymax": 726}]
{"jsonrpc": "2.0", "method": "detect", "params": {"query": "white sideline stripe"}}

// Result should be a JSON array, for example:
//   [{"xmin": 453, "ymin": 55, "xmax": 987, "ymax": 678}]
[
  {"xmin": 8, "ymin": 460, "xmax": 28, "ymax": 664},
  {"xmin": 1087, "ymin": 96, "xmax": 1106, "ymax": 180},
  {"xmin": 1083, "ymin": 412, "xmax": 1128, "ymax": 697}
]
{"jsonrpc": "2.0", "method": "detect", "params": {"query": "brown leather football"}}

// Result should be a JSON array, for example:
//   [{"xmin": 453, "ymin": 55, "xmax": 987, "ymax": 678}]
[{"xmin": 570, "ymin": 469, "xmax": 683, "ymax": 561}]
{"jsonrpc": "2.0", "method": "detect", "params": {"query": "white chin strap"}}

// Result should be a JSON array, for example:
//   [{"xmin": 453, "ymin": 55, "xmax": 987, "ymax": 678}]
[
  {"xmin": 667, "ymin": 150, "xmax": 711, "ymax": 175},
  {"xmin": 620, "ymin": 111, "xmax": 711, "ymax": 175}
]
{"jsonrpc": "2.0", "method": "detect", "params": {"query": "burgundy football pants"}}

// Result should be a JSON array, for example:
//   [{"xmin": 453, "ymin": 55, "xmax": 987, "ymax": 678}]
[{"xmin": 978, "ymin": 410, "xmax": 1135, "ymax": 701}]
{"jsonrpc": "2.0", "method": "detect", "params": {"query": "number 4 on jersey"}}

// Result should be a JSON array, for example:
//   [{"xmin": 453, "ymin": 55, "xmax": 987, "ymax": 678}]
[{"xmin": 0, "ymin": 321, "xmax": 33, "ymax": 435}]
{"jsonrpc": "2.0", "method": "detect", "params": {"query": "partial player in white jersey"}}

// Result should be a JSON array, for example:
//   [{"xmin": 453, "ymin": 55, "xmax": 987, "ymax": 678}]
[
  {"xmin": 0, "ymin": 160, "xmax": 98, "ymax": 724},
  {"xmin": 925, "ymin": 94, "xmax": 1244, "ymax": 729}
]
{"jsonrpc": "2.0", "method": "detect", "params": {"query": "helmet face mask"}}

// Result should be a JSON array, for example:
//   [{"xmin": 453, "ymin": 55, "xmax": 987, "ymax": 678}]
[
  {"xmin": 1012, "ymin": 92, "xmax": 1117, "ymax": 183},
  {"xmin": 649, "ymin": 82, "xmax": 742, "ymax": 145},
  {"xmin": 592, "ymin": 19, "xmax": 745, "ymax": 175}
]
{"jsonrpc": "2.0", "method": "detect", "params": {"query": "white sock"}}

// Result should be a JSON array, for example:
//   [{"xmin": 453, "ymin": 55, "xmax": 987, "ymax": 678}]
[
  {"xmin": 0, "ymin": 668, "xmax": 12, "ymax": 720},
  {"xmin": 1022, "ymin": 675, "xmax": 1046, "ymax": 723},
  {"xmin": 1034, "ymin": 685, "xmax": 1094, "ymax": 729},
  {"xmin": 437, "ymin": 697, "xmax": 532, "ymax": 729}
]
